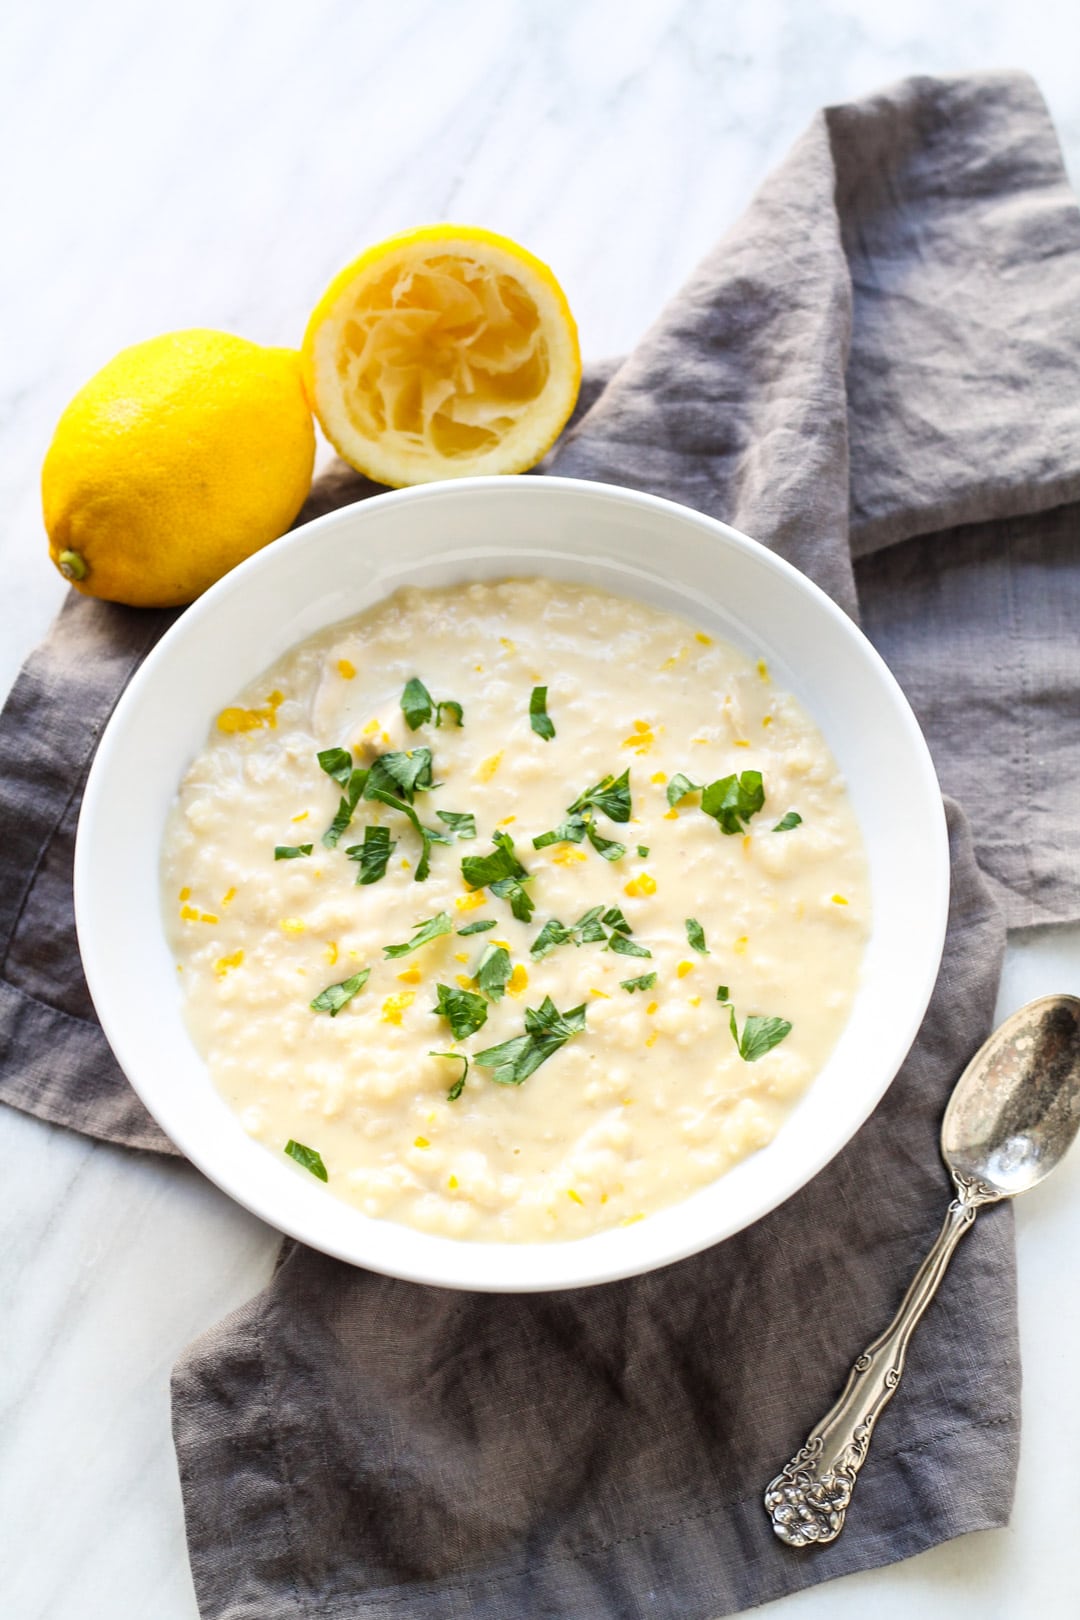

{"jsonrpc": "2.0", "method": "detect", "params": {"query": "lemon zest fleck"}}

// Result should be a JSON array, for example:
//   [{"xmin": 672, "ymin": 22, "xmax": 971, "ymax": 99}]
[
  {"xmin": 646, "ymin": 1001, "xmax": 658, "ymax": 1016},
  {"xmin": 677, "ymin": 961, "xmax": 694, "ymax": 978},
  {"xmin": 397, "ymin": 968, "xmax": 422, "ymax": 985},
  {"xmin": 663, "ymin": 808, "xmax": 678, "ymax": 820},
  {"xmin": 762, "ymin": 715, "xmax": 773, "ymax": 728},
  {"xmin": 832, "ymin": 894, "xmax": 849, "ymax": 906},
  {"xmin": 476, "ymin": 752, "xmax": 502, "ymax": 782},
  {"xmin": 454, "ymin": 951, "xmax": 469, "ymax": 964},
  {"xmin": 757, "ymin": 659, "xmax": 769, "ymax": 680},
  {"xmin": 567, "ymin": 1189, "xmax": 584, "ymax": 1206},
  {"xmin": 199, "ymin": 912, "xmax": 218, "ymax": 925},
  {"xmin": 324, "ymin": 942, "xmax": 339, "ymax": 966},
  {"xmin": 553, "ymin": 845, "xmax": 588, "ymax": 866},
  {"xmin": 695, "ymin": 632, "xmax": 713, "ymax": 646},
  {"xmin": 178, "ymin": 886, "xmax": 191, "ymax": 902},
  {"xmin": 381, "ymin": 991, "xmax": 415, "ymax": 1025},
  {"xmin": 455, "ymin": 890, "xmax": 487, "ymax": 912},
  {"xmin": 214, "ymin": 950, "xmax": 244, "ymax": 979},
  {"xmin": 414, "ymin": 1136, "xmax": 430, "ymax": 1150},
  {"xmin": 508, "ymin": 964, "xmax": 528, "ymax": 995},
  {"xmin": 651, "ymin": 771, "xmax": 667, "ymax": 785},
  {"xmin": 362, "ymin": 718, "xmax": 381, "ymax": 736},
  {"xmin": 623, "ymin": 1212, "xmax": 645, "ymax": 1226},
  {"xmin": 337, "ymin": 658, "xmax": 356, "ymax": 679},
  {"xmin": 455, "ymin": 974, "xmax": 475, "ymax": 991},
  {"xmin": 589, "ymin": 988, "xmax": 610, "ymax": 999},
  {"xmin": 624, "ymin": 872, "xmax": 657, "ymax": 898},
  {"xmin": 498, "ymin": 814, "xmax": 517, "ymax": 826},
  {"xmin": 290, "ymin": 811, "xmax": 309, "ymax": 824},
  {"xmin": 279, "ymin": 917, "xmax": 306, "ymax": 935},
  {"xmin": 734, "ymin": 935, "xmax": 748, "ymax": 955},
  {"xmin": 448, "ymin": 1175, "xmax": 459, "ymax": 1190},
  {"xmin": 688, "ymin": 995, "xmax": 701, "ymax": 1007}
]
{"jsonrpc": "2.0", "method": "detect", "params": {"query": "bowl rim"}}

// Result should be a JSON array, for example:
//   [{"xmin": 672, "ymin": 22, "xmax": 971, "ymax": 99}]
[{"xmin": 74, "ymin": 475, "xmax": 950, "ymax": 1290}]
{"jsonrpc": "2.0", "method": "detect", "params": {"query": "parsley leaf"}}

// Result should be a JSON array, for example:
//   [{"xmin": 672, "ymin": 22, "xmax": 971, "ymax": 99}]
[
  {"xmin": 275, "ymin": 844, "xmax": 313, "ymax": 860},
  {"xmin": 401, "ymin": 681, "xmax": 464, "ymax": 731},
  {"xmin": 607, "ymin": 933, "xmax": 651, "ymax": 959},
  {"xmin": 432, "ymin": 982, "xmax": 489, "ymax": 1040},
  {"xmin": 285, "ymin": 1139, "xmax": 328, "ymax": 1181},
  {"xmin": 401, "ymin": 677, "xmax": 433, "ymax": 730},
  {"xmin": 458, "ymin": 918, "xmax": 497, "ymax": 936},
  {"xmin": 533, "ymin": 816, "xmax": 587, "ymax": 850},
  {"xmin": 568, "ymin": 769, "xmax": 631, "ymax": 823},
  {"xmin": 686, "ymin": 918, "xmax": 709, "ymax": 955},
  {"xmin": 739, "ymin": 1014, "xmax": 793, "ymax": 1061},
  {"xmin": 715, "ymin": 988, "xmax": 792, "ymax": 1061},
  {"xmin": 345, "ymin": 825, "xmax": 396, "ymax": 885},
  {"xmin": 666, "ymin": 772, "xmax": 701, "ymax": 808},
  {"xmin": 436, "ymin": 809, "xmax": 476, "ymax": 839},
  {"xmin": 384, "ymin": 911, "xmax": 452, "ymax": 959},
  {"xmin": 530, "ymin": 904, "xmax": 607, "ymax": 959},
  {"xmin": 636, "ymin": 845, "xmax": 650, "ymax": 857},
  {"xmin": 366, "ymin": 787, "xmax": 452, "ymax": 881},
  {"xmin": 310, "ymin": 968, "xmax": 371, "ymax": 1016},
  {"xmin": 317, "ymin": 747, "xmax": 354, "ymax": 786},
  {"xmin": 474, "ymin": 943, "xmax": 513, "ymax": 1002},
  {"xmin": 530, "ymin": 685, "xmax": 555, "ymax": 741},
  {"xmin": 773, "ymin": 810, "xmax": 802, "ymax": 832},
  {"xmin": 366, "ymin": 747, "xmax": 435, "ymax": 804},
  {"xmin": 322, "ymin": 764, "xmax": 368, "ymax": 848},
  {"xmin": 586, "ymin": 823, "xmax": 626, "ymax": 862},
  {"xmin": 601, "ymin": 906, "xmax": 632, "ymax": 936},
  {"xmin": 436, "ymin": 699, "xmax": 464, "ymax": 729},
  {"xmin": 429, "ymin": 1050, "xmax": 469, "ymax": 1101},
  {"xmin": 620, "ymin": 972, "xmax": 657, "ymax": 993},
  {"xmin": 461, "ymin": 832, "xmax": 535, "ymax": 921},
  {"xmin": 474, "ymin": 997, "xmax": 587, "ymax": 1086},
  {"xmin": 701, "ymin": 770, "xmax": 765, "ymax": 835}
]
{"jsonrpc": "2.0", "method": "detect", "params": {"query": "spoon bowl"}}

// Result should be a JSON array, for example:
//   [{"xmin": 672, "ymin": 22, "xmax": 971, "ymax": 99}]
[{"xmin": 943, "ymin": 994, "xmax": 1080, "ymax": 1198}]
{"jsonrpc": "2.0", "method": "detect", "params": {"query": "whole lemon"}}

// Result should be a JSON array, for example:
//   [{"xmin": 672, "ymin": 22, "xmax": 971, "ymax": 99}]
[{"xmin": 42, "ymin": 330, "xmax": 316, "ymax": 607}]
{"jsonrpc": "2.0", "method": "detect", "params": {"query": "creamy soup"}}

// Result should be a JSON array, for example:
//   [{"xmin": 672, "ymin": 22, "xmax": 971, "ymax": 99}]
[{"xmin": 161, "ymin": 579, "xmax": 869, "ymax": 1242}]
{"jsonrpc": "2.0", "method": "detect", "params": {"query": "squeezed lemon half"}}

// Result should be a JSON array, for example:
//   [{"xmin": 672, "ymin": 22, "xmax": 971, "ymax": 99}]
[{"xmin": 302, "ymin": 225, "xmax": 581, "ymax": 486}]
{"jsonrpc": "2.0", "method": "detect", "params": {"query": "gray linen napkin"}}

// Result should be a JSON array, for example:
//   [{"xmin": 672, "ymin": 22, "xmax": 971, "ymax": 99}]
[{"xmin": 4, "ymin": 68, "xmax": 1080, "ymax": 1619}]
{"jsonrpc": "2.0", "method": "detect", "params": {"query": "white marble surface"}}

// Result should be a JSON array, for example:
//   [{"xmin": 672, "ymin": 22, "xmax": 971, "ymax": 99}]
[{"xmin": 3, "ymin": 2, "xmax": 1080, "ymax": 1615}]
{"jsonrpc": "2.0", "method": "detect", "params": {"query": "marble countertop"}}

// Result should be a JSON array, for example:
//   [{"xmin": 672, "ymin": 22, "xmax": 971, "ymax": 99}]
[{"xmin": 4, "ymin": 3, "xmax": 1079, "ymax": 1615}]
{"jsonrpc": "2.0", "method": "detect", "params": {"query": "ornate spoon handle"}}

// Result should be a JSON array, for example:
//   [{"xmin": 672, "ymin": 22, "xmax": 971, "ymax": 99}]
[{"xmin": 763, "ymin": 1172, "xmax": 1000, "ymax": 1547}]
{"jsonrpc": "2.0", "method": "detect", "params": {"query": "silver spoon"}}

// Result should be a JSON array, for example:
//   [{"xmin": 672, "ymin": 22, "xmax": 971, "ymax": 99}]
[{"xmin": 764, "ymin": 993, "xmax": 1080, "ymax": 1547}]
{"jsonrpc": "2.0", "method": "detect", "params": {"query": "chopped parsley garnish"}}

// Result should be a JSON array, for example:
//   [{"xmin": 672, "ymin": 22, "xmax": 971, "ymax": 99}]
[
  {"xmin": 773, "ymin": 810, "xmax": 803, "ymax": 832},
  {"xmin": 401, "ymin": 678, "xmax": 464, "ymax": 731},
  {"xmin": 716, "ymin": 989, "xmax": 792, "ymax": 1062},
  {"xmin": 686, "ymin": 918, "xmax": 709, "ymax": 955},
  {"xmin": 585, "ymin": 824, "xmax": 626, "ymax": 862},
  {"xmin": 366, "ymin": 747, "xmax": 435, "ymax": 803},
  {"xmin": 601, "ymin": 906, "xmax": 632, "ymax": 936},
  {"xmin": 637, "ymin": 845, "xmax": 650, "ymax": 857},
  {"xmin": 285, "ymin": 1139, "xmax": 328, "ymax": 1180},
  {"xmin": 530, "ymin": 904, "xmax": 607, "ymax": 959},
  {"xmin": 274, "ymin": 844, "xmax": 313, "ymax": 860},
  {"xmin": 345, "ymin": 825, "xmax": 396, "ymax": 885},
  {"xmin": 620, "ymin": 972, "xmax": 657, "ymax": 993},
  {"xmin": 458, "ymin": 918, "xmax": 497, "ymax": 936},
  {"xmin": 533, "ymin": 816, "xmax": 588, "ymax": 850},
  {"xmin": 568, "ymin": 768, "xmax": 631, "ymax": 823},
  {"xmin": 461, "ymin": 831, "xmax": 535, "ymax": 922},
  {"xmin": 436, "ymin": 809, "xmax": 477, "ymax": 840},
  {"xmin": 607, "ymin": 933, "xmax": 651, "ymax": 959},
  {"xmin": 384, "ymin": 911, "xmax": 452, "ymax": 958},
  {"xmin": 432, "ymin": 982, "xmax": 489, "ymax": 1040},
  {"xmin": 474, "ymin": 943, "xmax": 513, "ymax": 1002},
  {"xmin": 701, "ymin": 770, "xmax": 765, "ymax": 835},
  {"xmin": 366, "ymin": 786, "xmax": 452, "ymax": 881},
  {"xmin": 429, "ymin": 1050, "xmax": 469, "ymax": 1101},
  {"xmin": 321, "ymin": 765, "xmax": 368, "ymax": 848},
  {"xmin": 316, "ymin": 747, "xmax": 354, "ymax": 785},
  {"xmin": 530, "ymin": 685, "xmax": 555, "ymax": 740},
  {"xmin": 474, "ymin": 997, "xmax": 587, "ymax": 1086},
  {"xmin": 666, "ymin": 772, "xmax": 701, "ymax": 808},
  {"xmin": 310, "ymin": 968, "xmax": 371, "ymax": 1017}
]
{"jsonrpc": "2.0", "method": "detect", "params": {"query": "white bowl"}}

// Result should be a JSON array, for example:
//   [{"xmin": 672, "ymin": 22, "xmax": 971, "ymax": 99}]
[{"xmin": 75, "ymin": 477, "xmax": 948, "ymax": 1292}]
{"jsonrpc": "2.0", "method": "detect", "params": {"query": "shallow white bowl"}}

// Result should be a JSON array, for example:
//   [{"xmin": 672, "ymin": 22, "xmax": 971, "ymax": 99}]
[{"xmin": 75, "ymin": 476, "xmax": 948, "ymax": 1292}]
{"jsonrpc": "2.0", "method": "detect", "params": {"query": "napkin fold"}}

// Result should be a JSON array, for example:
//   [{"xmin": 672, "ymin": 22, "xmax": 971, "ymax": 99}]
[{"xmin": 4, "ymin": 67, "xmax": 1080, "ymax": 1620}]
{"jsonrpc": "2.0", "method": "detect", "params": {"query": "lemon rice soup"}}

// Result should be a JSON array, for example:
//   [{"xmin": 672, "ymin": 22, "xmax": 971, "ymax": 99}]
[{"xmin": 161, "ymin": 580, "xmax": 869, "ymax": 1242}]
